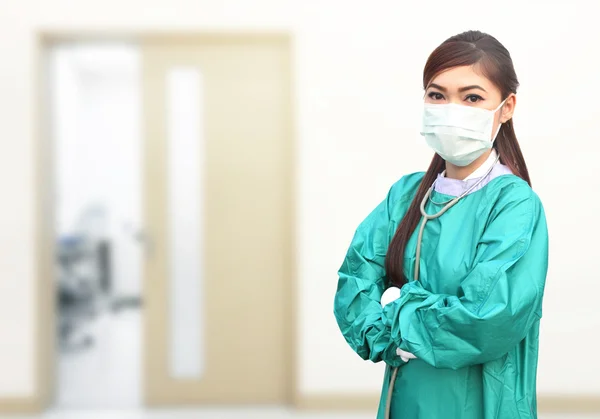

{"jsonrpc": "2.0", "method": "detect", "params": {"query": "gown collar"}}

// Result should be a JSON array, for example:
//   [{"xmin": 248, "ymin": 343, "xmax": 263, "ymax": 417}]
[{"xmin": 434, "ymin": 150, "xmax": 513, "ymax": 197}]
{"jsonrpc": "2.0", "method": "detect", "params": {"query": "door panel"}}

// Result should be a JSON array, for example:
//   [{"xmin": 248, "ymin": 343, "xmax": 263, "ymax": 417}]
[{"xmin": 142, "ymin": 36, "xmax": 292, "ymax": 404}]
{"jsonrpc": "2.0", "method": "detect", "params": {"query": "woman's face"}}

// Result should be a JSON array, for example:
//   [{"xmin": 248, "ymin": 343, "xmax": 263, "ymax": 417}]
[{"xmin": 424, "ymin": 65, "xmax": 516, "ymax": 134}]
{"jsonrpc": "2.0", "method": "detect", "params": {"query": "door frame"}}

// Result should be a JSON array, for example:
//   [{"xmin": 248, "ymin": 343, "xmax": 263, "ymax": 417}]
[{"xmin": 29, "ymin": 30, "xmax": 297, "ymax": 413}]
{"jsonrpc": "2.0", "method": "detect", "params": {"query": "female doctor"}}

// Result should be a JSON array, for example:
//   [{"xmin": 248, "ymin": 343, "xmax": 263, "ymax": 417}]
[{"xmin": 334, "ymin": 30, "xmax": 548, "ymax": 419}]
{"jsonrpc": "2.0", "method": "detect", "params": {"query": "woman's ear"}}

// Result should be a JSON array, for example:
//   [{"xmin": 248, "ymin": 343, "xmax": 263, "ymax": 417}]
[{"xmin": 501, "ymin": 94, "xmax": 516, "ymax": 123}]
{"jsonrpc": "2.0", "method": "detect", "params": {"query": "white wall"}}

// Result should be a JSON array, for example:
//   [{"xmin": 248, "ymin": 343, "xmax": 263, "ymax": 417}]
[{"xmin": 1, "ymin": 0, "xmax": 599, "ymax": 400}]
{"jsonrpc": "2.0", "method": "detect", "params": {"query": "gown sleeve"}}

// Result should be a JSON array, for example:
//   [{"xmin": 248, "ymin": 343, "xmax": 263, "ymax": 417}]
[
  {"xmin": 384, "ymin": 182, "xmax": 549, "ymax": 370},
  {"xmin": 333, "ymin": 184, "xmax": 406, "ymax": 367}
]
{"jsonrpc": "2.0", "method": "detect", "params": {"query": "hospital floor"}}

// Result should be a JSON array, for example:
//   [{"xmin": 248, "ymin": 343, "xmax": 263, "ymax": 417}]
[{"xmin": 0, "ymin": 408, "xmax": 597, "ymax": 419}]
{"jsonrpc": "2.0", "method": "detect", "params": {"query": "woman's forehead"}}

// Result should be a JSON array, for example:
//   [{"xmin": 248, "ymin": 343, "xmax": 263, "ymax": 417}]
[{"xmin": 428, "ymin": 65, "xmax": 495, "ymax": 91}]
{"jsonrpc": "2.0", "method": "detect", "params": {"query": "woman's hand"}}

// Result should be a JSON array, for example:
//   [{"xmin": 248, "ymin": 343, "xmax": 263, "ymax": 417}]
[
  {"xmin": 381, "ymin": 287, "xmax": 418, "ymax": 362},
  {"xmin": 397, "ymin": 348, "xmax": 417, "ymax": 362},
  {"xmin": 381, "ymin": 287, "xmax": 401, "ymax": 308}
]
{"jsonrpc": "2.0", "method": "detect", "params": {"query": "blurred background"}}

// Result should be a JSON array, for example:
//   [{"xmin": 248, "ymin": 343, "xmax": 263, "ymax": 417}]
[{"xmin": 1, "ymin": 0, "xmax": 599, "ymax": 418}]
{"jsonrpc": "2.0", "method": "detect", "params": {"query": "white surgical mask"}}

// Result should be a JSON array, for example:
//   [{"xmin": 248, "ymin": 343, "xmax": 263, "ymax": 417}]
[{"xmin": 420, "ymin": 99, "xmax": 506, "ymax": 167}]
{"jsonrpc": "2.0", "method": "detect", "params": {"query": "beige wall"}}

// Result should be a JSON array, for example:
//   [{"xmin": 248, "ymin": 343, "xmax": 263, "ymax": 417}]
[{"xmin": 1, "ymin": 0, "xmax": 599, "ymax": 402}]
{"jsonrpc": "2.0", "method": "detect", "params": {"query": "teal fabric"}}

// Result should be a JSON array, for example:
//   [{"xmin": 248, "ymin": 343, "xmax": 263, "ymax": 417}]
[{"xmin": 333, "ymin": 173, "xmax": 548, "ymax": 419}]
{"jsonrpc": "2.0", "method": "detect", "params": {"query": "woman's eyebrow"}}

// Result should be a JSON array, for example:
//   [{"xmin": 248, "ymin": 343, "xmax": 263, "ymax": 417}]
[
  {"xmin": 428, "ymin": 83, "xmax": 447, "ymax": 92},
  {"xmin": 458, "ymin": 85, "xmax": 487, "ymax": 93},
  {"xmin": 427, "ymin": 83, "xmax": 488, "ymax": 93}
]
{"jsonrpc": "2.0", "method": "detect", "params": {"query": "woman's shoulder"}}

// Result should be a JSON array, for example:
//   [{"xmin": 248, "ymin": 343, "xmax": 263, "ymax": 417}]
[
  {"xmin": 484, "ymin": 174, "xmax": 544, "ymax": 215},
  {"xmin": 488, "ymin": 174, "xmax": 539, "ymax": 198},
  {"xmin": 387, "ymin": 171, "xmax": 426, "ymax": 205}
]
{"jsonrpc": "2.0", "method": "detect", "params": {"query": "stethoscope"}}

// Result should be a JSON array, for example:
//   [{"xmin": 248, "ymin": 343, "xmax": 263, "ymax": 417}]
[{"xmin": 384, "ymin": 154, "xmax": 501, "ymax": 419}]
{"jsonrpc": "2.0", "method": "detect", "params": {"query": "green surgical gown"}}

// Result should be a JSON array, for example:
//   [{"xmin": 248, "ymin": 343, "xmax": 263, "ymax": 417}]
[{"xmin": 334, "ymin": 172, "xmax": 548, "ymax": 419}]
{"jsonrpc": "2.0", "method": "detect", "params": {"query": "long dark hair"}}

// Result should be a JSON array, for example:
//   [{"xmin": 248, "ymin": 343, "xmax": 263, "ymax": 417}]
[{"xmin": 385, "ymin": 30, "xmax": 531, "ymax": 287}]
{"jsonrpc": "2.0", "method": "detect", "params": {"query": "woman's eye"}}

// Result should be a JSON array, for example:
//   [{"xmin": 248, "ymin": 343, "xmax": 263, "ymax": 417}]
[
  {"xmin": 466, "ymin": 94, "xmax": 483, "ymax": 103},
  {"xmin": 428, "ymin": 92, "xmax": 444, "ymax": 100}
]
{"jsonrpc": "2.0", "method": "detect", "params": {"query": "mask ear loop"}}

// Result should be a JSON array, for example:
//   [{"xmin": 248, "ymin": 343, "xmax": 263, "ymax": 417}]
[
  {"xmin": 494, "ymin": 97, "xmax": 508, "ymax": 112},
  {"xmin": 491, "ymin": 97, "xmax": 508, "ymax": 143},
  {"xmin": 492, "ymin": 123, "xmax": 503, "ymax": 144}
]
